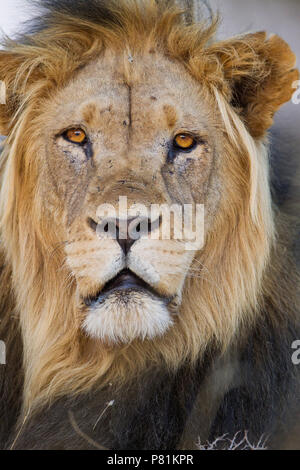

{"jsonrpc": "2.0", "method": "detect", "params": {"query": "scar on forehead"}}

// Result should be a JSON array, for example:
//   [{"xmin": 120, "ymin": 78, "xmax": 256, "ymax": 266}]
[
  {"xmin": 81, "ymin": 103, "xmax": 112, "ymax": 126},
  {"xmin": 163, "ymin": 104, "xmax": 177, "ymax": 129},
  {"xmin": 81, "ymin": 103, "xmax": 98, "ymax": 125}
]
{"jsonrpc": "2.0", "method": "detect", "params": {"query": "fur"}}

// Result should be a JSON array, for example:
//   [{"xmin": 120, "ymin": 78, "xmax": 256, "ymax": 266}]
[{"xmin": 83, "ymin": 290, "xmax": 172, "ymax": 343}]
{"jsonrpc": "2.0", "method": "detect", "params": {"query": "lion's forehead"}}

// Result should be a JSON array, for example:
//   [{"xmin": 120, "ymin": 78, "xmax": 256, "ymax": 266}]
[{"xmin": 48, "ymin": 50, "xmax": 213, "ymax": 138}]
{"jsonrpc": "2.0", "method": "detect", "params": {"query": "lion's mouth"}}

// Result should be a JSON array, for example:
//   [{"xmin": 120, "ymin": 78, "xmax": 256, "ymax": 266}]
[{"xmin": 83, "ymin": 269, "xmax": 157, "ymax": 307}]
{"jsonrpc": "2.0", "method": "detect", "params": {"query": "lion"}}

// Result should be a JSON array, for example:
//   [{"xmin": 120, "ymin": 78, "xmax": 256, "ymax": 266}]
[{"xmin": 0, "ymin": 0, "xmax": 299, "ymax": 450}]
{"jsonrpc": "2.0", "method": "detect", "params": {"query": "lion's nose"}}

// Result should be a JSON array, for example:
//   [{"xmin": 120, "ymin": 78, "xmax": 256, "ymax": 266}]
[
  {"xmin": 88, "ymin": 216, "xmax": 161, "ymax": 255},
  {"xmin": 115, "ymin": 218, "xmax": 140, "ymax": 255}
]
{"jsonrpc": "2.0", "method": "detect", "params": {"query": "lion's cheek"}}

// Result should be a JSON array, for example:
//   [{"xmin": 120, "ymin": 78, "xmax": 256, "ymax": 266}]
[{"xmin": 128, "ymin": 240, "xmax": 194, "ymax": 298}]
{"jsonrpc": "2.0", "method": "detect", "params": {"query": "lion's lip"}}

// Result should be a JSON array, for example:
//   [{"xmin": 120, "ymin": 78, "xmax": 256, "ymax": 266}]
[
  {"xmin": 102, "ymin": 269, "xmax": 149, "ymax": 293},
  {"xmin": 83, "ymin": 269, "xmax": 155, "ymax": 307}
]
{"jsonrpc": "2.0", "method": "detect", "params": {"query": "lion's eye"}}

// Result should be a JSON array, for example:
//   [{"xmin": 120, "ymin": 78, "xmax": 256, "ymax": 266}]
[
  {"xmin": 174, "ymin": 134, "xmax": 196, "ymax": 150},
  {"xmin": 64, "ymin": 128, "xmax": 87, "ymax": 145}
]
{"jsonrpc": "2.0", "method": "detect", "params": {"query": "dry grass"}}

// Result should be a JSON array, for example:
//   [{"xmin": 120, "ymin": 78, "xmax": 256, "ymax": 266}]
[{"xmin": 196, "ymin": 431, "xmax": 268, "ymax": 450}]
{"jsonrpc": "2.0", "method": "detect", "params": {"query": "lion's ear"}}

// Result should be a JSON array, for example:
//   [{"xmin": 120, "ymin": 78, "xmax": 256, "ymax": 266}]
[{"xmin": 210, "ymin": 32, "xmax": 299, "ymax": 138}]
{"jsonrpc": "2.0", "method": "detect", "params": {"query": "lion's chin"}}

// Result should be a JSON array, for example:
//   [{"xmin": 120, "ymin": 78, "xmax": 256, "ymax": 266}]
[{"xmin": 83, "ymin": 290, "xmax": 173, "ymax": 344}]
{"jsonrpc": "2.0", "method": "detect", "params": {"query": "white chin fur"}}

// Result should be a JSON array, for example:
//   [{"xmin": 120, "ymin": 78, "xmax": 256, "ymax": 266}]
[{"xmin": 83, "ymin": 290, "xmax": 173, "ymax": 344}]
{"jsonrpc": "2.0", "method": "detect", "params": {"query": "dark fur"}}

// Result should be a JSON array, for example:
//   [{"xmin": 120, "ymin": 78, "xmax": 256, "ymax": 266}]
[
  {"xmin": 0, "ymin": 0, "xmax": 299, "ymax": 450},
  {"xmin": 0, "ymin": 260, "xmax": 23, "ymax": 450}
]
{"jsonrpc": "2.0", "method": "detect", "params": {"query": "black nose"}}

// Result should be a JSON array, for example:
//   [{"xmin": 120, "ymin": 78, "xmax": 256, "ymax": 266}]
[
  {"xmin": 115, "ymin": 218, "xmax": 138, "ymax": 255},
  {"xmin": 88, "ymin": 216, "xmax": 161, "ymax": 255},
  {"xmin": 116, "ymin": 217, "xmax": 158, "ymax": 255}
]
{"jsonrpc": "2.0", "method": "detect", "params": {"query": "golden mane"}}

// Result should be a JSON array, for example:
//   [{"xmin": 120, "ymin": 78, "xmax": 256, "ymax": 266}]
[{"xmin": 0, "ymin": 0, "xmax": 297, "ymax": 420}]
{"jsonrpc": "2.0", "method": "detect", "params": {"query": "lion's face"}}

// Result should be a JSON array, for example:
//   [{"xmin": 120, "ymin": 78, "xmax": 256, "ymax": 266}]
[{"xmin": 39, "ymin": 51, "xmax": 221, "ymax": 343}]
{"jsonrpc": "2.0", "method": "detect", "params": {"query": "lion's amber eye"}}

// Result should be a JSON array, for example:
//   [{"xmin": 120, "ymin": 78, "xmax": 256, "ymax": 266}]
[
  {"xmin": 174, "ymin": 134, "xmax": 196, "ymax": 150},
  {"xmin": 64, "ymin": 128, "xmax": 87, "ymax": 144}
]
